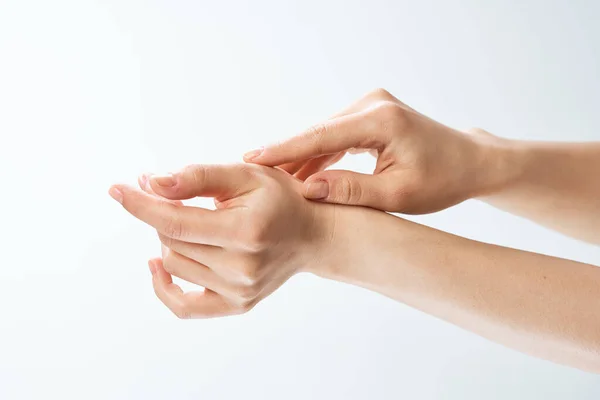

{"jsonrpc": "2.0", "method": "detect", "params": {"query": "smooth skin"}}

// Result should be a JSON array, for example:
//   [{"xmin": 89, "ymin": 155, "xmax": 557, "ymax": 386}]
[{"xmin": 109, "ymin": 89, "xmax": 600, "ymax": 373}]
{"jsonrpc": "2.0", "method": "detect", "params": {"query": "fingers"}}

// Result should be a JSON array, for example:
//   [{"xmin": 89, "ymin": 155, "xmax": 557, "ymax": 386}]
[
  {"xmin": 302, "ymin": 170, "xmax": 395, "ymax": 209},
  {"xmin": 263, "ymin": 89, "xmax": 394, "ymax": 176},
  {"xmin": 273, "ymin": 93, "xmax": 376, "ymax": 177},
  {"xmin": 160, "ymin": 246, "xmax": 263, "ymax": 308},
  {"xmin": 109, "ymin": 184, "xmax": 237, "ymax": 246},
  {"xmin": 243, "ymin": 88, "xmax": 407, "ymax": 167},
  {"xmin": 157, "ymin": 233, "xmax": 260, "ymax": 285},
  {"xmin": 158, "ymin": 233, "xmax": 221, "ymax": 263},
  {"xmin": 148, "ymin": 164, "xmax": 257, "ymax": 201},
  {"xmin": 244, "ymin": 110, "xmax": 386, "ymax": 166},
  {"xmin": 160, "ymin": 245, "xmax": 226, "ymax": 291},
  {"xmin": 149, "ymin": 258, "xmax": 236, "ymax": 319},
  {"xmin": 157, "ymin": 233, "xmax": 232, "ymax": 278}
]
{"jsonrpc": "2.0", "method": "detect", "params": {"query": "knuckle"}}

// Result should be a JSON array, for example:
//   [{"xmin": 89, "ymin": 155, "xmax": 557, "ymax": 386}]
[
  {"xmin": 306, "ymin": 123, "xmax": 330, "ymax": 153},
  {"xmin": 163, "ymin": 216, "xmax": 184, "ymax": 239},
  {"xmin": 466, "ymin": 127, "xmax": 493, "ymax": 138},
  {"xmin": 374, "ymin": 101, "xmax": 406, "ymax": 122},
  {"xmin": 235, "ymin": 300, "xmax": 256, "ymax": 315},
  {"xmin": 369, "ymin": 87, "xmax": 394, "ymax": 100},
  {"xmin": 372, "ymin": 102, "xmax": 410, "ymax": 138},
  {"xmin": 237, "ymin": 262, "xmax": 262, "ymax": 286},
  {"xmin": 238, "ymin": 223, "xmax": 269, "ymax": 252},
  {"xmin": 335, "ymin": 176, "xmax": 363, "ymax": 204},
  {"xmin": 307, "ymin": 123, "xmax": 329, "ymax": 139},
  {"xmin": 186, "ymin": 164, "xmax": 207, "ymax": 188},
  {"xmin": 234, "ymin": 282, "xmax": 260, "ymax": 303}
]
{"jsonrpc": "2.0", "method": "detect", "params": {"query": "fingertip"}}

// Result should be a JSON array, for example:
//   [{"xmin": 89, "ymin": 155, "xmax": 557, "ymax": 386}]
[
  {"xmin": 148, "ymin": 258, "xmax": 159, "ymax": 275},
  {"xmin": 243, "ymin": 147, "xmax": 283, "ymax": 166},
  {"xmin": 148, "ymin": 174, "xmax": 181, "ymax": 199},
  {"xmin": 109, "ymin": 184, "xmax": 147, "ymax": 207},
  {"xmin": 243, "ymin": 147, "xmax": 264, "ymax": 162},
  {"xmin": 152, "ymin": 258, "xmax": 173, "ymax": 283},
  {"xmin": 108, "ymin": 185, "xmax": 124, "ymax": 204},
  {"xmin": 138, "ymin": 173, "xmax": 153, "ymax": 193},
  {"xmin": 151, "ymin": 173, "xmax": 177, "ymax": 188}
]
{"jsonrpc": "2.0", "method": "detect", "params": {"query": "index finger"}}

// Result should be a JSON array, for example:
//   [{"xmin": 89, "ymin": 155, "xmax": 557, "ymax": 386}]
[
  {"xmin": 244, "ymin": 110, "xmax": 384, "ymax": 166},
  {"xmin": 275, "ymin": 93, "xmax": 379, "ymax": 176},
  {"xmin": 109, "ymin": 184, "xmax": 237, "ymax": 246}
]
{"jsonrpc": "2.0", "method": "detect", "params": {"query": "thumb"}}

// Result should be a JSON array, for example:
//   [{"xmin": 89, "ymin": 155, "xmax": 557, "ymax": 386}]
[
  {"xmin": 148, "ymin": 164, "xmax": 256, "ymax": 201},
  {"xmin": 303, "ymin": 170, "xmax": 390, "ymax": 209}
]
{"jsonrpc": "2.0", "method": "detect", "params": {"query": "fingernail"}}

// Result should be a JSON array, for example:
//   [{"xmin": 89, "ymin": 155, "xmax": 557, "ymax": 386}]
[
  {"xmin": 305, "ymin": 181, "xmax": 329, "ymax": 200},
  {"xmin": 152, "ymin": 173, "xmax": 176, "ymax": 187},
  {"xmin": 139, "ymin": 173, "xmax": 149, "ymax": 189},
  {"xmin": 108, "ymin": 187, "xmax": 124, "ymax": 204},
  {"xmin": 148, "ymin": 260, "xmax": 156, "ymax": 274},
  {"xmin": 243, "ymin": 147, "xmax": 263, "ymax": 160}
]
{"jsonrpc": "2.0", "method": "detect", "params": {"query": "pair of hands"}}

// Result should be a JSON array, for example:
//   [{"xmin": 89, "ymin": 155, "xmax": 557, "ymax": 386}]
[{"xmin": 110, "ymin": 89, "xmax": 501, "ymax": 318}]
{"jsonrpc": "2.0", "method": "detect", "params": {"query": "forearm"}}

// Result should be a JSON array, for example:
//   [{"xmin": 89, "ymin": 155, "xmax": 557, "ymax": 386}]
[
  {"xmin": 476, "ymin": 136, "xmax": 600, "ymax": 244},
  {"xmin": 314, "ymin": 205, "xmax": 600, "ymax": 373}
]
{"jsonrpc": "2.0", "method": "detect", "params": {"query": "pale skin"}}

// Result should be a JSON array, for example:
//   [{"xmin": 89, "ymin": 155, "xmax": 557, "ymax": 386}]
[{"xmin": 109, "ymin": 89, "xmax": 600, "ymax": 373}]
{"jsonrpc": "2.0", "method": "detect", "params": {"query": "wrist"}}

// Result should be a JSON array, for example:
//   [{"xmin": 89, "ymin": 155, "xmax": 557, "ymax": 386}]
[
  {"xmin": 306, "ymin": 203, "xmax": 397, "ymax": 284},
  {"xmin": 303, "ymin": 202, "xmax": 363, "ymax": 281},
  {"xmin": 306, "ymin": 203, "xmax": 439, "ymax": 305},
  {"xmin": 303, "ymin": 202, "xmax": 346, "ymax": 279},
  {"xmin": 464, "ymin": 128, "xmax": 529, "ymax": 198}
]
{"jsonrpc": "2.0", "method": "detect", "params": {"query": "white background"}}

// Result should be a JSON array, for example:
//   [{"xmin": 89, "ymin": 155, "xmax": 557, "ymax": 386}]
[{"xmin": 1, "ymin": 0, "xmax": 599, "ymax": 398}]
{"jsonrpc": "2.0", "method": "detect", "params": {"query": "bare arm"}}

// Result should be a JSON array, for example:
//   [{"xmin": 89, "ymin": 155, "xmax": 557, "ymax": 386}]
[
  {"xmin": 480, "ymin": 138, "xmax": 600, "ymax": 244},
  {"xmin": 313, "ymin": 204, "xmax": 600, "ymax": 373}
]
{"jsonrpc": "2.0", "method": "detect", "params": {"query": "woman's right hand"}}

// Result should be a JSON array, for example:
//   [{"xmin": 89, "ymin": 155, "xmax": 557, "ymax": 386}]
[{"xmin": 244, "ymin": 89, "xmax": 516, "ymax": 214}]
